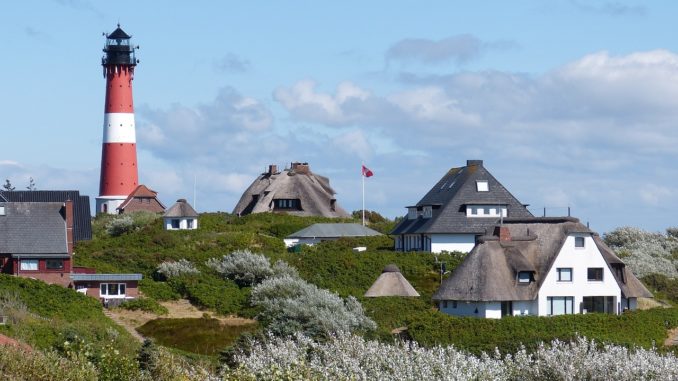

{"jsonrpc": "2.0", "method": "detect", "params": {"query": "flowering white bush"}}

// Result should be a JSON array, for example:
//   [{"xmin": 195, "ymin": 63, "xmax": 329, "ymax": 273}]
[
  {"xmin": 206, "ymin": 250, "xmax": 274, "ymax": 286},
  {"xmin": 156, "ymin": 259, "xmax": 200, "ymax": 279},
  {"xmin": 224, "ymin": 333, "xmax": 678, "ymax": 381},
  {"xmin": 604, "ymin": 226, "xmax": 678, "ymax": 278},
  {"xmin": 105, "ymin": 215, "xmax": 135, "ymax": 237},
  {"xmin": 271, "ymin": 259, "xmax": 299, "ymax": 279},
  {"xmin": 250, "ymin": 275, "xmax": 376, "ymax": 338}
]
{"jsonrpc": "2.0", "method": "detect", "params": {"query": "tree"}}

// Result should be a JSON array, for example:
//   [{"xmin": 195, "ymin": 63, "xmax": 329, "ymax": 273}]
[
  {"xmin": 2, "ymin": 179, "xmax": 14, "ymax": 191},
  {"xmin": 26, "ymin": 177, "xmax": 36, "ymax": 191}
]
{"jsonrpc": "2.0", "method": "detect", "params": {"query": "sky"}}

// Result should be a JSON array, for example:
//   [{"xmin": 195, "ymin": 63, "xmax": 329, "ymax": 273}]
[{"xmin": 2, "ymin": 0, "xmax": 678, "ymax": 234}]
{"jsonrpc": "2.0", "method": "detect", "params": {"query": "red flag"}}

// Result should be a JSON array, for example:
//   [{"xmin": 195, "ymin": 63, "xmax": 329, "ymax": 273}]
[{"xmin": 362, "ymin": 165, "xmax": 373, "ymax": 178}]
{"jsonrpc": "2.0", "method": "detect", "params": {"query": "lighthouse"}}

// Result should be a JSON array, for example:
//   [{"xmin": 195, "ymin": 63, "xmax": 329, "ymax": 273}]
[{"xmin": 96, "ymin": 25, "xmax": 140, "ymax": 214}]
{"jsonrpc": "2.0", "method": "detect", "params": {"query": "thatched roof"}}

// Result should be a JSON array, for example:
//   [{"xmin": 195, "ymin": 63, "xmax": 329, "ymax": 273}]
[
  {"xmin": 392, "ymin": 160, "xmax": 533, "ymax": 236},
  {"xmin": 164, "ymin": 199, "xmax": 198, "ymax": 218},
  {"xmin": 365, "ymin": 264, "xmax": 420, "ymax": 297},
  {"xmin": 433, "ymin": 217, "xmax": 651, "ymax": 301},
  {"xmin": 232, "ymin": 162, "xmax": 349, "ymax": 218}
]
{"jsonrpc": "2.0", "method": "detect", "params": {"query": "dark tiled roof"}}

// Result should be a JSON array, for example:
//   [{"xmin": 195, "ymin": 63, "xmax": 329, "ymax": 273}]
[
  {"xmin": 432, "ymin": 218, "xmax": 651, "ymax": 301},
  {"xmin": 391, "ymin": 160, "xmax": 532, "ymax": 235},
  {"xmin": 107, "ymin": 27, "xmax": 131, "ymax": 40},
  {"xmin": 0, "ymin": 202, "xmax": 68, "ymax": 254},
  {"xmin": 287, "ymin": 223, "xmax": 382, "ymax": 238},
  {"xmin": 0, "ymin": 191, "xmax": 92, "ymax": 242},
  {"xmin": 164, "ymin": 199, "xmax": 198, "ymax": 218},
  {"xmin": 71, "ymin": 273, "xmax": 142, "ymax": 281}
]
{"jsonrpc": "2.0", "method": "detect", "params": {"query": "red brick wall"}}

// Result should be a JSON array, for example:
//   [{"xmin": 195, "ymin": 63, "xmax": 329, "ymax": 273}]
[
  {"xmin": 13, "ymin": 258, "xmax": 72, "ymax": 287},
  {"xmin": 75, "ymin": 280, "xmax": 139, "ymax": 299}
]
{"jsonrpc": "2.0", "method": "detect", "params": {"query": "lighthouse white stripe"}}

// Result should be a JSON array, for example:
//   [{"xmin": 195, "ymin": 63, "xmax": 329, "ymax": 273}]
[{"xmin": 103, "ymin": 113, "xmax": 137, "ymax": 143}]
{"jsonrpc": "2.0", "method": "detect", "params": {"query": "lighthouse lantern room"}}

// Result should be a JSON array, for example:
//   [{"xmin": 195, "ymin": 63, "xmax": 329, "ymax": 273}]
[{"xmin": 96, "ymin": 25, "xmax": 140, "ymax": 214}]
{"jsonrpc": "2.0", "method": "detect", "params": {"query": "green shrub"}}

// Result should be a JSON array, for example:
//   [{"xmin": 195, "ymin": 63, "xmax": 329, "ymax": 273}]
[
  {"xmin": 642, "ymin": 273, "xmax": 678, "ymax": 304},
  {"xmin": 172, "ymin": 275, "xmax": 248, "ymax": 315},
  {"xmin": 119, "ymin": 298, "xmax": 168, "ymax": 315},
  {"xmin": 139, "ymin": 279, "xmax": 180, "ymax": 301}
]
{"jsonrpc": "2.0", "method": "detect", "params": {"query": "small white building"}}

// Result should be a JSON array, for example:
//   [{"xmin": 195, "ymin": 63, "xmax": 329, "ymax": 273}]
[
  {"xmin": 284, "ymin": 223, "xmax": 382, "ymax": 248},
  {"xmin": 433, "ymin": 218, "xmax": 652, "ymax": 318},
  {"xmin": 391, "ymin": 160, "xmax": 533, "ymax": 253},
  {"xmin": 163, "ymin": 199, "xmax": 198, "ymax": 231}
]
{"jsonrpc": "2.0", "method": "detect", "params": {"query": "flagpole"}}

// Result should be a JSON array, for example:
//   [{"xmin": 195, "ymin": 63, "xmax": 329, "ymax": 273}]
[{"xmin": 362, "ymin": 163, "xmax": 365, "ymax": 226}]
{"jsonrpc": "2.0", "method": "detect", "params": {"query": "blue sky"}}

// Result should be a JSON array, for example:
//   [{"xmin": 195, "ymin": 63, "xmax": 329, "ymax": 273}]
[{"xmin": 2, "ymin": 1, "xmax": 678, "ymax": 233}]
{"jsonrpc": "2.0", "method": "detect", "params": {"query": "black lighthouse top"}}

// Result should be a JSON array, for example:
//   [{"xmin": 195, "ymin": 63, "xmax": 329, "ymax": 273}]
[{"xmin": 102, "ymin": 24, "xmax": 137, "ymax": 66}]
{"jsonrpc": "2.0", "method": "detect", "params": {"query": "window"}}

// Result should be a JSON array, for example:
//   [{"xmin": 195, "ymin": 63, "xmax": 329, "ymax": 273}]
[
  {"xmin": 0, "ymin": 206, "xmax": 5, "ymax": 215},
  {"xmin": 476, "ymin": 180, "xmax": 489, "ymax": 192},
  {"xmin": 557, "ymin": 268, "xmax": 572, "ymax": 282},
  {"xmin": 187, "ymin": 219, "xmax": 194, "ymax": 229},
  {"xmin": 452, "ymin": 300, "xmax": 457, "ymax": 308},
  {"xmin": 100, "ymin": 283, "xmax": 126, "ymax": 297},
  {"xmin": 274, "ymin": 199, "xmax": 300, "ymax": 210},
  {"xmin": 518, "ymin": 271, "xmax": 532, "ymax": 283},
  {"xmin": 407, "ymin": 207, "xmax": 417, "ymax": 219},
  {"xmin": 442, "ymin": 301, "xmax": 448, "ymax": 308},
  {"xmin": 20, "ymin": 259, "xmax": 38, "ymax": 271},
  {"xmin": 575, "ymin": 236, "xmax": 585, "ymax": 248},
  {"xmin": 423, "ymin": 206, "xmax": 432, "ymax": 218},
  {"xmin": 46, "ymin": 259, "xmax": 64, "ymax": 270},
  {"xmin": 171, "ymin": 219, "xmax": 180, "ymax": 229},
  {"xmin": 587, "ymin": 268, "xmax": 604, "ymax": 281},
  {"xmin": 582, "ymin": 296, "xmax": 615, "ymax": 314},
  {"xmin": 547, "ymin": 296, "xmax": 574, "ymax": 315},
  {"xmin": 501, "ymin": 301, "xmax": 513, "ymax": 317}
]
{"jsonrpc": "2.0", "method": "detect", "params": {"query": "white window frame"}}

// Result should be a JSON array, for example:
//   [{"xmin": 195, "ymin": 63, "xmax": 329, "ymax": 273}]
[
  {"xmin": 171, "ymin": 219, "xmax": 181, "ymax": 229},
  {"xmin": 423, "ymin": 206, "xmax": 432, "ymax": 219},
  {"xmin": 476, "ymin": 180, "xmax": 489, "ymax": 192},
  {"xmin": 20, "ymin": 259, "xmax": 39, "ymax": 271},
  {"xmin": 575, "ymin": 236, "xmax": 585, "ymax": 249},
  {"xmin": 557, "ymin": 268, "xmax": 573, "ymax": 282},
  {"xmin": 100, "ymin": 283, "xmax": 127, "ymax": 298},
  {"xmin": 547, "ymin": 296, "xmax": 574, "ymax": 315},
  {"xmin": 187, "ymin": 219, "xmax": 194, "ymax": 229},
  {"xmin": 518, "ymin": 271, "xmax": 532, "ymax": 283}
]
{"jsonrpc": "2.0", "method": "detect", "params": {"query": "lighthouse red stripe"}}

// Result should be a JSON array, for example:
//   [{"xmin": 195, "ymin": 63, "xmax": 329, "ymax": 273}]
[
  {"xmin": 104, "ymin": 66, "xmax": 135, "ymax": 113},
  {"xmin": 99, "ymin": 143, "xmax": 139, "ymax": 196}
]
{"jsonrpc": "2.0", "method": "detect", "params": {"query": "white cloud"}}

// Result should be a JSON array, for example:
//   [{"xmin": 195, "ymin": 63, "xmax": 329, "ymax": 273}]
[
  {"xmin": 385, "ymin": 34, "xmax": 517, "ymax": 65},
  {"xmin": 639, "ymin": 184, "xmax": 673, "ymax": 206}
]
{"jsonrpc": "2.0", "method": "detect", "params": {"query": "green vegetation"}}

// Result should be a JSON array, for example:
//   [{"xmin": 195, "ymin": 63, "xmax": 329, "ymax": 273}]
[
  {"xmin": 642, "ymin": 273, "xmax": 678, "ymax": 305},
  {"xmin": 136, "ymin": 317, "xmax": 258, "ymax": 355},
  {"xmin": 407, "ymin": 307, "xmax": 678, "ymax": 355},
  {"xmin": 0, "ymin": 275, "xmax": 135, "ymax": 353}
]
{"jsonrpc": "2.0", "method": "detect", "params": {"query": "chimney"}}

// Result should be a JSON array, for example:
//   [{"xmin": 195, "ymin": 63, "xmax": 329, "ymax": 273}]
[
  {"xmin": 291, "ymin": 162, "xmax": 310, "ymax": 174},
  {"xmin": 467, "ymin": 160, "xmax": 483, "ymax": 167},
  {"xmin": 494, "ymin": 225, "xmax": 511, "ymax": 242},
  {"xmin": 64, "ymin": 199, "xmax": 74, "ymax": 258},
  {"xmin": 268, "ymin": 164, "xmax": 277, "ymax": 175}
]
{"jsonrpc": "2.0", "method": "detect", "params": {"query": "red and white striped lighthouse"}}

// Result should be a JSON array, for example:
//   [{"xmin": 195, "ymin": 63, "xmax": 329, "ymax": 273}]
[{"xmin": 96, "ymin": 25, "xmax": 139, "ymax": 214}]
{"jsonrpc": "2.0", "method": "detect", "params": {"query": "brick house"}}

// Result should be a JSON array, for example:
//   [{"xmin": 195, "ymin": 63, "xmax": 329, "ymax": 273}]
[
  {"xmin": 117, "ymin": 184, "xmax": 166, "ymax": 214},
  {"xmin": 0, "ymin": 201, "xmax": 74, "ymax": 287}
]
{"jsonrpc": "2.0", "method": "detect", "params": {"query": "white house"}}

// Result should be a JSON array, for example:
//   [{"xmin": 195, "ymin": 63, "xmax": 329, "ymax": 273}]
[
  {"xmin": 284, "ymin": 223, "xmax": 382, "ymax": 248},
  {"xmin": 163, "ymin": 199, "xmax": 198, "ymax": 231},
  {"xmin": 391, "ymin": 160, "xmax": 533, "ymax": 253},
  {"xmin": 433, "ymin": 217, "xmax": 652, "ymax": 318}
]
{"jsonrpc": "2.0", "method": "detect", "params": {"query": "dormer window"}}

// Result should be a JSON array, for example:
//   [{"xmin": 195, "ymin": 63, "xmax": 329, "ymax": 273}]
[
  {"xmin": 518, "ymin": 271, "xmax": 533, "ymax": 283},
  {"xmin": 423, "ymin": 206, "xmax": 432, "ymax": 218},
  {"xmin": 476, "ymin": 180, "xmax": 489, "ymax": 192},
  {"xmin": 407, "ymin": 207, "xmax": 417, "ymax": 219},
  {"xmin": 274, "ymin": 199, "xmax": 300, "ymax": 210},
  {"xmin": 0, "ymin": 206, "xmax": 4, "ymax": 216}
]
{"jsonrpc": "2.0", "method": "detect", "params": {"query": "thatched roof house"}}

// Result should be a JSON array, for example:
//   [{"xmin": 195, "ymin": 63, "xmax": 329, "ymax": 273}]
[
  {"xmin": 365, "ymin": 264, "xmax": 420, "ymax": 297},
  {"xmin": 391, "ymin": 160, "xmax": 533, "ymax": 253},
  {"xmin": 433, "ymin": 217, "xmax": 651, "ymax": 318},
  {"xmin": 163, "ymin": 199, "xmax": 199, "ymax": 230},
  {"xmin": 233, "ymin": 162, "xmax": 349, "ymax": 218}
]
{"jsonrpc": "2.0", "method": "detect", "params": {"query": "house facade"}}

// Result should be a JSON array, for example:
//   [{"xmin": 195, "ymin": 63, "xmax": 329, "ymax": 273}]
[
  {"xmin": 117, "ymin": 184, "xmax": 166, "ymax": 214},
  {"xmin": 433, "ymin": 218, "xmax": 652, "ymax": 318},
  {"xmin": 0, "ymin": 201, "xmax": 74, "ymax": 287},
  {"xmin": 163, "ymin": 199, "xmax": 199, "ymax": 230},
  {"xmin": 71, "ymin": 273, "xmax": 141, "ymax": 304},
  {"xmin": 391, "ymin": 160, "xmax": 533, "ymax": 253}
]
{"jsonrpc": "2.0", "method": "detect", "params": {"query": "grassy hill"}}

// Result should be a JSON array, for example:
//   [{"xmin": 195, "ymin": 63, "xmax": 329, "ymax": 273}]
[{"xmin": 72, "ymin": 212, "xmax": 678, "ymax": 358}]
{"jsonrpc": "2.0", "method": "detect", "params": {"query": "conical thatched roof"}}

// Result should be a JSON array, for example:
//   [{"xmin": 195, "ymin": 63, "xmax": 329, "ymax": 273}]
[
  {"xmin": 232, "ymin": 162, "xmax": 349, "ymax": 218},
  {"xmin": 365, "ymin": 264, "xmax": 420, "ymax": 297},
  {"xmin": 164, "ymin": 199, "xmax": 198, "ymax": 218}
]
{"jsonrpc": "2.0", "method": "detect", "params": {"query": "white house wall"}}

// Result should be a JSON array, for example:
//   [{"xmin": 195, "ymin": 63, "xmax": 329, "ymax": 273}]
[
  {"xmin": 538, "ymin": 234, "xmax": 621, "ymax": 315},
  {"xmin": 284, "ymin": 237, "xmax": 323, "ymax": 248},
  {"xmin": 512, "ymin": 300, "xmax": 537, "ymax": 316},
  {"xmin": 163, "ymin": 217, "xmax": 199, "ymax": 230},
  {"xmin": 430, "ymin": 234, "xmax": 476, "ymax": 253}
]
